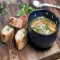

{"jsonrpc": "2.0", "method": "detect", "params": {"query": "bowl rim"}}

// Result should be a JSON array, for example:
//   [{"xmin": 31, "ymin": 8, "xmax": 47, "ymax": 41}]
[{"xmin": 28, "ymin": 9, "xmax": 59, "ymax": 36}]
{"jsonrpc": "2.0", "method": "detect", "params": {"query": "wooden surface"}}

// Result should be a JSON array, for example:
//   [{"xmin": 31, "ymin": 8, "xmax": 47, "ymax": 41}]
[{"xmin": 0, "ymin": 0, "xmax": 60, "ymax": 60}]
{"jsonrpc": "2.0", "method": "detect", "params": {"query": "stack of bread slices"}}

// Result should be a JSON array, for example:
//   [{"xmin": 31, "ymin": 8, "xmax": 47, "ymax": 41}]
[{"xmin": 1, "ymin": 14, "xmax": 29, "ymax": 50}]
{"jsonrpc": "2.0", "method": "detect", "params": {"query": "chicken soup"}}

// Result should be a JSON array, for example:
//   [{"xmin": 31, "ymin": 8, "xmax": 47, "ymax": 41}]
[{"xmin": 31, "ymin": 16, "xmax": 56, "ymax": 35}]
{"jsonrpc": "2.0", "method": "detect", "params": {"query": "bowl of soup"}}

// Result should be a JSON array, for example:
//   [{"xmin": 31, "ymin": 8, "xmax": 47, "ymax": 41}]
[{"xmin": 28, "ymin": 10, "xmax": 59, "ymax": 48}]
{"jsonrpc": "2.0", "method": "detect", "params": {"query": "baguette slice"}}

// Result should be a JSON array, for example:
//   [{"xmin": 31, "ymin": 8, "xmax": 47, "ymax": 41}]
[
  {"xmin": 15, "ymin": 28, "xmax": 27, "ymax": 50},
  {"xmin": 9, "ymin": 17, "xmax": 23, "ymax": 28},
  {"xmin": 20, "ymin": 14, "xmax": 29, "ymax": 28},
  {"xmin": 1, "ymin": 25, "xmax": 14, "ymax": 43},
  {"xmin": 9, "ymin": 17, "xmax": 17, "ymax": 27}
]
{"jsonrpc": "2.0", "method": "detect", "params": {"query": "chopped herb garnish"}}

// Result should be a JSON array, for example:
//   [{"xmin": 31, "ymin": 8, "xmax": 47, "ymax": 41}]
[
  {"xmin": 0, "ymin": 5, "xmax": 3, "ymax": 9},
  {"xmin": 28, "ymin": 7, "xmax": 34, "ymax": 14},
  {"xmin": 33, "ymin": 27, "xmax": 36, "ymax": 29},
  {"xmin": 17, "ymin": 3, "xmax": 34, "ymax": 17},
  {"xmin": 44, "ymin": 24, "xmax": 51, "ymax": 31},
  {"xmin": 42, "ymin": 31, "xmax": 46, "ymax": 34},
  {"xmin": 5, "ymin": 1, "xmax": 10, "ymax": 13},
  {"xmin": 5, "ymin": 8, "xmax": 9, "ymax": 13},
  {"xmin": 23, "ymin": 31, "xmax": 25, "ymax": 33},
  {"xmin": 0, "ymin": 13, "xmax": 3, "ymax": 16},
  {"xmin": 31, "ymin": 17, "xmax": 56, "ymax": 35},
  {"xmin": 6, "ymin": 27, "xmax": 10, "ymax": 31},
  {"xmin": 36, "ymin": 26, "xmax": 41, "ymax": 31},
  {"xmin": 43, "ymin": 17, "xmax": 50, "ymax": 22},
  {"xmin": 37, "ymin": 28, "xmax": 41, "ymax": 31},
  {"xmin": 0, "ymin": 2, "xmax": 10, "ymax": 17}
]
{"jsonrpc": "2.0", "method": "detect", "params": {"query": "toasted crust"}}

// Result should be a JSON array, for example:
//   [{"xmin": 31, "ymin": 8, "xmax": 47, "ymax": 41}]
[
  {"xmin": 9, "ymin": 14, "xmax": 29, "ymax": 28},
  {"xmin": 20, "ymin": 14, "xmax": 29, "ymax": 28},
  {"xmin": 15, "ymin": 19, "xmax": 23, "ymax": 28},
  {"xmin": 9, "ymin": 17, "xmax": 23, "ymax": 28},
  {"xmin": 15, "ymin": 28, "xmax": 27, "ymax": 50},
  {"xmin": 9, "ymin": 17, "xmax": 17, "ymax": 26},
  {"xmin": 1, "ymin": 25, "xmax": 14, "ymax": 43}
]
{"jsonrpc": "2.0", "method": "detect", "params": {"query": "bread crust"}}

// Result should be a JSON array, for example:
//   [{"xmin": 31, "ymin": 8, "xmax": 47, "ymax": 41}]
[
  {"xmin": 20, "ymin": 14, "xmax": 29, "ymax": 28},
  {"xmin": 1, "ymin": 25, "xmax": 14, "ymax": 43},
  {"xmin": 15, "ymin": 28, "xmax": 27, "ymax": 50},
  {"xmin": 9, "ymin": 17, "xmax": 23, "ymax": 28}
]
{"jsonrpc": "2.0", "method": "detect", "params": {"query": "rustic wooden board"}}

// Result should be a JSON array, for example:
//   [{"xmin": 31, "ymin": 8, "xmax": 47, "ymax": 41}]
[
  {"xmin": 18, "ymin": 42, "xmax": 60, "ymax": 60},
  {"xmin": 0, "ymin": 41, "xmax": 60, "ymax": 60},
  {"xmin": 0, "ymin": 0, "xmax": 60, "ymax": 60}
]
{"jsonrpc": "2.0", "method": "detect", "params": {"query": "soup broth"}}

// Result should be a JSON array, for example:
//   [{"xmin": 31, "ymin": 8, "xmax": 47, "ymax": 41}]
[{"xmin": 31, "ymin": 16, "xmax": 56, "ymax": 35}]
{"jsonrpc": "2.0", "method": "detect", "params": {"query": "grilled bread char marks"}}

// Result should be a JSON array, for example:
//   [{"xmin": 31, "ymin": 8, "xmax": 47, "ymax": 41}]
[
  {"xmin": 1, "ymin": 25, "xmax": 14, "ymax": 43},
  {"xmin": 9, "ymin": 17, "xmax": 23, "ymax": 28},
  {"xmin": 9, "ymin": 14, "xmax": 29, "ymax": 28},
  {"xmin": 20, "ymin": 14, "xmax": 29, "ymax": 28},
  {"xmin": 15, "ymin": 28, "xmax": 27, "ymax": 50}
]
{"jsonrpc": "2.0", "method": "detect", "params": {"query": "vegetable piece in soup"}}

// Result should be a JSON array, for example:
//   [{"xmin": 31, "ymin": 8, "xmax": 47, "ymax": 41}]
[{"xmin": 31, "ymin": 17, "xmax": 56, "ymax": 35}]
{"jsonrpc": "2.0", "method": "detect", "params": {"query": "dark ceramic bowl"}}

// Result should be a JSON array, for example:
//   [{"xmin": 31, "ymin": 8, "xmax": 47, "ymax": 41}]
[{"xmin": 28, "ymin": 10, "xmax": 59, "ymax": 48}]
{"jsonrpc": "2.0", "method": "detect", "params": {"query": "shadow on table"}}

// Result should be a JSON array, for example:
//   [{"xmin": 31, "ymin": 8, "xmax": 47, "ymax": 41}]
[{"xmin": 28, "ymin": 36, "xmax": 52, "ymax": 52}]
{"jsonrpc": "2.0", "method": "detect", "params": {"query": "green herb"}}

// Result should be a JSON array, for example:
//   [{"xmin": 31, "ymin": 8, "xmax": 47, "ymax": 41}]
[
  {"xmin": 0, "ymin": 5, "xmax": 3, "ymax": 9},
  {"xmin": 28, "ymin": 7, "xmax": 34, "ymax": 14},
  {"xmin": 0, "ymin": 2, "xmax": 10, "ymax": 17},
  {"xmin": 0, "ymin": 4, "xmax": 3, "ymax": 16},
  {"xmin": 36, "ymin": 27, "xmax": 41, "ymax": 31},
  {"xmin": 0, "ymin": 13, "xmax": 3, "ymax": 16},
  {"xmin": 43, "ymin": 17, "xmax": 50, "ymax": 22},
  {"xmin": 42, "ymin": 30, "xmax": 46, "ymax": 34},
  {"xmin": 33, "ymin": 27, "xmax": 36, "ymax": 29},
  {"xmin": 5, "ymin": 1, "xmax": 10, "ymax": 13},
  {"xmin": 43, "ymin": 24, "xmax": 51, "ymax": 31},
  {"xmin": 17, "ymin": 3, "xmax": 34, "ymax": 17},
  {"xmin": 37, "ymin": 28, "xmax": 41, "ymax": 31},
  {"xmin": 6, "ymin": 27, "xmax": 10, "ymax": 31},
  {"xmin": 23, "ymin": 31, "xmax": 25, "ymax": 33},
  {"xmin": 5, "ymin": 8, "xmax": 9, "ymax": 13}
]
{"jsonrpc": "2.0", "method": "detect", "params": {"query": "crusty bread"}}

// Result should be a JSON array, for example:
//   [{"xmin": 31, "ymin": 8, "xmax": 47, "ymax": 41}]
[
  {"xmin": 9, "ymin": 17, "xmax": 23, "ymax": 28},
  {"xmin": 15, "ymin": 28, "xmax": 27, "ymax": 50},
  {"xmin": 1, "ymin": 25, "xmax": 14, "ymax": 43},
  {"xmin": 20, "ymin": 14, "xmax": 29, "ymax": 28},
  {"xmin": 9, "ymin": 17, "xmax": 17, "ymax": 27},
  {"xmin": 15, "ymin": 19, "xmax": 23, "ymax": 28},
  {"xmin": 9, "ymin": 14, "xmax": 29, "ymax": 29}
]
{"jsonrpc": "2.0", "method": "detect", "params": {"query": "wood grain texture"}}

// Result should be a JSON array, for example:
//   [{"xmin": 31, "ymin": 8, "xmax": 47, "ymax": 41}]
[{"xmin": 0, "ymin": 0, "xmax": 60, "ymax": 60}]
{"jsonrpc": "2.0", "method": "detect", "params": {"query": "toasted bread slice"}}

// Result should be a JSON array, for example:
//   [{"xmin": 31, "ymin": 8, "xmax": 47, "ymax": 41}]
[
  {"xmin": 9, "ymin": 17, "xmax": 17, "ymax": 26},
  {"xmin": 15, "ymin": 28, "xmax": 27, "ymax": 50},
  {"xmin": 9, "ymin": 14, "xmax": 29, "ymax": 28},
  {"xmin": 1, "ymin": 25, "xmax": 14, "ymax": 43},
  {"xmin": 15, "ymin": 19, "xmax": 23, "ymax": 28},
  {"xmin": 9, "ymin": 17, "xmax": 23, "ymax": 28},
  {"xmin": 20, "ymin": 14, "xmax": 29, "ymax": 28}
]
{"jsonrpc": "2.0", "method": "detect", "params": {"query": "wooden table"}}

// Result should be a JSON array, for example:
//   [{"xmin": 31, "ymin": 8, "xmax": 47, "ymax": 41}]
[{"xmin": 0, "ymin": 0, "xmax": 60, "ymax": 60}]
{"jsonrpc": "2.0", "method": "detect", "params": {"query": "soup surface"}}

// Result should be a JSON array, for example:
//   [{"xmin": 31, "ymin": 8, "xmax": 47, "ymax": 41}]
[{"xmin": 31, "ymin": 16, "xmax": 56, "ymax": 35}]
